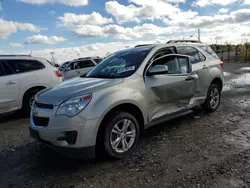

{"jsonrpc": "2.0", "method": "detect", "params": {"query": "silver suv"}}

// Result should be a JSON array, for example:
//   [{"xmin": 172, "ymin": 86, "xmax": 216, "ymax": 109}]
[{"xmin": 30, "ymin": 42, "xmax": 224, "ymax": 159}]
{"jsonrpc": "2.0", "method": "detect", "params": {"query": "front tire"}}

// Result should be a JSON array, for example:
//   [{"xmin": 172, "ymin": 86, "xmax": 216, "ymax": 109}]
[
  {"xmin": 202, "ymin": 84, "xmax": 221, "ymax": 112},
  {"xmin": 104, "ymin": 112, "xmax": 140, "ymax": 159}
]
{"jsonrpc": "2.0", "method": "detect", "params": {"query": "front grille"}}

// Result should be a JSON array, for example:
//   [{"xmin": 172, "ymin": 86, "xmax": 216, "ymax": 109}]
[
  {"xmin": 33, "ymin": 116, "xmax": 49, "ymax": 127},
  {"xmin": 35, "ymin": 101, "xmax": 53, "ymax": 109}
]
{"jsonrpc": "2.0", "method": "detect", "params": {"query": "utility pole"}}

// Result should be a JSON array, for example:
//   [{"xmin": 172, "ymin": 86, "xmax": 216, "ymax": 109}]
[
  {"xmin": 198, "ymin": 29, "xmax": 201, "ymax": 42},
  {"xmin": 50, "ymin": 52, "xmax": 55, "ymax": 64}
]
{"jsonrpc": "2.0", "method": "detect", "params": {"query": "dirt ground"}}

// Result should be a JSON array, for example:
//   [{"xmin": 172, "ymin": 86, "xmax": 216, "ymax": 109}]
[{"xmin": 1, "ymin": 63, "xmax": 250, "ymax": 188}]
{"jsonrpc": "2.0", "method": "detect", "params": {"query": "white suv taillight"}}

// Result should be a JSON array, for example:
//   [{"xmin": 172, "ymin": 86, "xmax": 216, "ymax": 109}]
[
  {"xmin": 55, "ymin": 70, "xmax": 62, "ymax": 77},
  {"xmin": 220, "ymin": 61, "xmax": 224, "ymax": 69}
]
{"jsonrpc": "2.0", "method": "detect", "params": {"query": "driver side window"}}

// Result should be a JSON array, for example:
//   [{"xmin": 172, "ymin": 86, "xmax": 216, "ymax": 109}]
[{"xmin": 152, "ymin": 56, "xmax": 190, "ymax": 74}]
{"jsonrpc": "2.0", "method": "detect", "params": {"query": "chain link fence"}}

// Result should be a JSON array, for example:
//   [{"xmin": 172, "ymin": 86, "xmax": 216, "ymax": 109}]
[{"xmin": 211, "ymin": 44, "xmax": 250, "ymax": 63}]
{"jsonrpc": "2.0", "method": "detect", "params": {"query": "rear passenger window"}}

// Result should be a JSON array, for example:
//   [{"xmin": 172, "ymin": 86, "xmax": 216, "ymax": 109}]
[
  {"xmin": 177, "ymin": 46, "xmax": 205, "ymax": 64},
  {"xmin": 6, "ymin": 60, "xmax": 45, "ymax": 73},
  {"xmin": 79, "ymin": 60, "xmax": 95, "ymax": 68},
  {"xmin": 2, "ymin": 62, "xmax": 15, "ymax": 76},
  {"xmin": 0, "ymin": 62, "xmax": 4, "ymax": 76}
]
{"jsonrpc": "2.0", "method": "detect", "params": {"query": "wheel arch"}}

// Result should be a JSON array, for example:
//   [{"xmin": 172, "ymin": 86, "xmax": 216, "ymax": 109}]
[
  {"xmin": 210, "ymin": 77, "xmax": 223, "ymax": 91},
  {"xmin": 95, "ymin": 103, "xmax": 145, "ymax": 154},
  {"xmin": 22, "ymin": 86, "xmax": 46, "ymax": 107}
]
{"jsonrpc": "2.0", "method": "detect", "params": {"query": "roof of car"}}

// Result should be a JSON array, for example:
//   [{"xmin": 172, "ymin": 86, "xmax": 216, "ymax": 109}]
[{"xmin": 0, "ymin": 55, "xmax": 48, "ymax": 61}]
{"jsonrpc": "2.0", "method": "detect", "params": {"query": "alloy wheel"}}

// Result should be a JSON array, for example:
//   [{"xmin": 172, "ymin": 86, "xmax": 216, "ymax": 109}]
[
  {"xmin": 110, "ymin": 119, "xmax": 136, "ymax": 153},
  {"xmin": 209, "ymin": 88, "xmax": 220, "ymax": 109}
]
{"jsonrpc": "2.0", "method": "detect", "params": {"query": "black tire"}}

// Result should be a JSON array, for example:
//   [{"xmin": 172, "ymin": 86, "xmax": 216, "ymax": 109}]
[
  {"xmin": 103, "ymin": 111, "xmax": 140, "ymax": 159},
  {"xmin": 22, "ymin": 89, "xmax": 41, "ymax": 116},
  {"xmin": 202, "ymin": 84, "xmax": 221, "ymax": 113}
]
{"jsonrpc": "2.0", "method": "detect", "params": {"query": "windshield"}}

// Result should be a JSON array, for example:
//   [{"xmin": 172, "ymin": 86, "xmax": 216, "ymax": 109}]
[{"xmin": 86, "ymin": 47, "xmax": 152, "ymax": 78}]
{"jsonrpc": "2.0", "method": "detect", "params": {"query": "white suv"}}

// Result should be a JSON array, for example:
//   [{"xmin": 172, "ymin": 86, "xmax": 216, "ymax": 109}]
[
  {"xmin": 61, "ymin": 57, "xmax": 102, "ymax": 80},
  {"xmin": 0, "ymin": 55, "xmax": 62, "ymax": 115}
]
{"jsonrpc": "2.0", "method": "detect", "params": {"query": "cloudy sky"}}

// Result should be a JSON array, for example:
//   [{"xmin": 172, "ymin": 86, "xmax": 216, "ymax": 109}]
[{"xmin": 0, "ymin": 0, "xmax": 250, "ymax": 63}]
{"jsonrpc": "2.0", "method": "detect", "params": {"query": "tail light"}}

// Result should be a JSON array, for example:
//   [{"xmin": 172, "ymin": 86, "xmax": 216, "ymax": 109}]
[
  {"xmin": 55, "ymin": 70, "xmax": 62, "ymax": 77},
  {"xmin": 220, "ymin": 61, "xmax": 224, "ymax": 69}
]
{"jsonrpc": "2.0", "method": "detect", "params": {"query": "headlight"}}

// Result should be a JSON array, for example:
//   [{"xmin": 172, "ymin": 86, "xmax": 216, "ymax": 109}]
[{"xmin": 56, "ymin": 94, "xmax": 92, "ymax": 117}]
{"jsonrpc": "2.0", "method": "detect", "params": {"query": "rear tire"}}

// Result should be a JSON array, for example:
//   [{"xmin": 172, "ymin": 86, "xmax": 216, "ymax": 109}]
[
  {"xmin": 103, "ymin": 111, "xmax": 140, "ymax": 159},
  {"xmin": 202, "ymin": 84, "xmax": 221, "ymax": 112},
  {"xmin": 22, "ymin": 89, "xmax": 41, "ymax": 116}
]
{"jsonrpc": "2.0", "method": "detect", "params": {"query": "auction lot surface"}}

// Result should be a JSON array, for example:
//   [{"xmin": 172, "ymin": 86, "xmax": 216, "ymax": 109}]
[{"xmin": 1, "ymin": 63, "xmax": 250, "ymax": 188}]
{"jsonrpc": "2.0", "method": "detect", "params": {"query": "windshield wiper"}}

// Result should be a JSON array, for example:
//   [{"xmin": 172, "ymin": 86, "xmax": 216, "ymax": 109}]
[{"xmin": 86, "ymin": 74, "xmax": 119, "ymax": 78}]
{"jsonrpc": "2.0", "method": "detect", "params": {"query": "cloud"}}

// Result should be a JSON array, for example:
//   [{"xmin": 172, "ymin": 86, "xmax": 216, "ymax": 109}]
[
  {"xmin": 17, "ymin": 0, "xmax": 88, "ymax": 6},
  {"xmin": 25, "ymin": 35, "xmax": 67, "ymax": 44},
  {"xmin": 241, "ymin": 33, "xmax": 250, "ymax": 36},
  {"xmin": 219, "ymin": 8, "xmax": 229, "ymax": 13},
  {"xmin": 85, "ymin": 44, "xmax": 99, "ymax": 51},
  {"xmin": 57, "ymin": 12, "xmax": 113, "ymax": 28},
  {"xmin": 105, "ymin": 0, "xmax": 194, "ymax": 23},
  {"xmin": 105, "ymin": 1, "xmax": 141, "ymax": 23},
  {"xmin": 74, "ymin": 24, "xmax": 174, "ymax": 40},
  {"xmin": 167, "ymin": 9, "xmax": 250, "ymax": 29},
  {"xmin": 245, "ymin": 0, "xmax": 250, "ymax": 4},
  {"xmin": 192, "ymin": 0, "xmax": 238, "ymax": 7},
  {"xmin": 1, "ymin": 38, "xmax": 170, "ymax": 63},
  {"xmin": 0, "ymin": 19, "xmax": 40, "ymax": 39},
  {"xmin": 74, "ymin": 25, "xmax": 105, "ymax": 37},
  {"xmin": 9, "ymin": 43, "xmax": 24, "ymax": 47}
]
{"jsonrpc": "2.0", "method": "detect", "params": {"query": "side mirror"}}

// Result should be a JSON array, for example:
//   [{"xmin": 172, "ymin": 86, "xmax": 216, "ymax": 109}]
[
  {"xmin": 147, "ymin": 65, "xmax": 168, "ymax": 76},
  {"xmin": 54, "ymin": 64, "xmax": 60, "ymax": 68}
]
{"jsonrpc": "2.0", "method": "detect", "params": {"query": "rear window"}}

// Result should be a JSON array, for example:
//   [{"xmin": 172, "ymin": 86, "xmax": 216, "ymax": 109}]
[
  {"xmin": 199, "ymin": 45, "xmax": 219, "ymax": 59},
  {"xmin": 6, "ymin": 60, "xmax": 45, "ymax": 73}
]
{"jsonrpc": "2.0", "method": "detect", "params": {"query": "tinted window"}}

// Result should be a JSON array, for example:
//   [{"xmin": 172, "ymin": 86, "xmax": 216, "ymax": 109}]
[
  {"xmin": 71, "ymin": 60, "xmax": 95, "ymax": 70},
  {"xmin": 71, "ymin": 61, "xmax": 81, "ymax": 70},
  {"xmin": 0, "ymin": 62, "xmax": 4, "ymax": 76},
  {"xmin": 79, "ymin": 60, "xmax": 95, "ymax": 68},
  {"xmin": 177, "ymin": 46, "xmax": 205, "ymax": 64},
  {"xmin": 94, "ymin": 58, "xmax": 102, "ymax": 64},
  {"xmin": 6, "ymin": 60, "xmax": 45, "ymax": 73},
  {"xmin": 199, "ymin": 45, "xmax": 219, "ymax": 59},
  {"xmin": 2, "ymin": 62, "xmax": 15, "ymax": 75}
]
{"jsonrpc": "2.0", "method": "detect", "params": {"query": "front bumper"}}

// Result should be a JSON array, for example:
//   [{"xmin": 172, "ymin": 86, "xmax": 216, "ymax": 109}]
[
  {"xmin": 29, "ymin": 106, "xmax": 100, "ymax": 158},
  {"xmin": 29, "ymin": 126, "xmax": 95, "ymax": 158}
]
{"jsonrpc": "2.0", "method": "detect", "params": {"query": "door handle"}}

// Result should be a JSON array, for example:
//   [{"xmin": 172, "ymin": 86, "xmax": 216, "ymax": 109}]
[
  {"xmin": 76, "ymin": 71, "xmax": 80, "ymax": 74},
  {"xmin": 202, "ymin": 65, "xmax": 208, "ymax": 69},
  {"xmin": 185, "ymin": 76, "xmax": 195, "ymax": 81},
  {"xmin": 6, "ymin": 81, "xmax": 17, "ymax": 85}
]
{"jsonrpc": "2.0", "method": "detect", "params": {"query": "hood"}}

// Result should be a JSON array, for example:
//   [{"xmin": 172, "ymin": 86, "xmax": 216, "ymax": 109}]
[{"xmin": 36, "ymin": 77, "xmax": 123, "ymax": 105}]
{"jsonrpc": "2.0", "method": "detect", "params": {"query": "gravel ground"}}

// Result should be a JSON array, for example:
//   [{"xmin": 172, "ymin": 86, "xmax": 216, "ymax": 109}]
[{"xmin": 1, "ymin": 63, "xmax": 250, "ymax": 188}]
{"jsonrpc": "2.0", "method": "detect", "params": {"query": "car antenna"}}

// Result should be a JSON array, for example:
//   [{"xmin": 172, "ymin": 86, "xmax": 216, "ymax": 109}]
[{"xmin": 29, "ymin": 51, "xmax": 33, "ymax": 56}]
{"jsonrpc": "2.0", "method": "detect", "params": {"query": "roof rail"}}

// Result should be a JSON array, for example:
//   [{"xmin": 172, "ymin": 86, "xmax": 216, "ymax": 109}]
[
  {"xmin": 166, "ymin": 40, "xmax": 202, "ymax": 44},
  {"xmin": 0, "ymin": 54, "xmax": 32, "ymax": 57},
  {"xmin": 134, "ymin": 44, "xmax": 154, "ymax": 48},
  {"xmin": 75, "ymin": 56, "xmax": 101, "ymax": 60}
]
